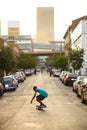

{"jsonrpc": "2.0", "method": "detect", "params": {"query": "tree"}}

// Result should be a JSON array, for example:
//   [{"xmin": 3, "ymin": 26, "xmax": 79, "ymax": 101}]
[
  {"xmin": 17, "ymin": 53, "xmax": 39, "ymax": 69},
  {"xmin": 45, "ymin": 55, "xmax": 68, "ymax": 70},
  {"xmin": 45, "ymin": 56, "xmax": 54, "ymax": 67},
  {"xmin": 0, "ymin": 46, "xmax": 16, "ymax": 74},
  {"xmin": 53, "ymin": 54, "xmax": 68, "ymax": 70},
  {"xmin": 68, "ymin": 48, "xmax": 84, "ymax": 71}
]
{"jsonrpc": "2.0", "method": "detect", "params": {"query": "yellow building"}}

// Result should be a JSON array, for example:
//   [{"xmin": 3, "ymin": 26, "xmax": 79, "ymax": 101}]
[
  {"xmin": 8, "ymin": 21, "xmax": 20, "ymax": 36},
  {"xmin": 36, "ymin": 7, "xmax": 54, "ymax": 43}
]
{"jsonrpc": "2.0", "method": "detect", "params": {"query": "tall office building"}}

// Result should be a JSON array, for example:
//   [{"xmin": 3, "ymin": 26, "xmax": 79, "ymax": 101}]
[
  {"xmin": 8, "ymin": 21, "xmax": 20, "ymax": 36},
  {"xmin": 37, "ymin": 7, "xmax": 54, "ymax": 43}
]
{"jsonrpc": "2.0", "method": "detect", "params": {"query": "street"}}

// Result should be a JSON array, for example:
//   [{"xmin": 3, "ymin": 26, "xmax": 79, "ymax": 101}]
[{"xmin": 0, "ymin": 71, "xmax": 87, "ymax": 130}]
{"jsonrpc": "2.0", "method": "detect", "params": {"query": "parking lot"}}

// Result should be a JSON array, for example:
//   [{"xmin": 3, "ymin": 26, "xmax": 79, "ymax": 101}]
[{"xmin": 0, "ymin": 71, "xmax": 87, "ymax": 130}]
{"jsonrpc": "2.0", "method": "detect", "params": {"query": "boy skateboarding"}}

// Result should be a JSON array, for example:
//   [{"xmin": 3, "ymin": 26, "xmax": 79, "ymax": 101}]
[{"xmin": 30, "ymin": 86, "xmax": 48, "ymax": 108}]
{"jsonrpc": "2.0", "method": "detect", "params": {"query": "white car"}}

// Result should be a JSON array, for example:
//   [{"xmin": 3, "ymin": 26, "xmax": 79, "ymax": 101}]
[{"xmin": 73, "ymin": 75, "xmax": 87, "ymax": 92}]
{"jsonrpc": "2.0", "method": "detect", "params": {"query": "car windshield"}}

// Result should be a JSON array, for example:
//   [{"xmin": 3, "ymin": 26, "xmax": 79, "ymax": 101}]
[
  {"xmin": 15, "ymin": 73, "xmax": 22, "ymax": 76},
  {"xmin": 68, "ymin": 73, "xmax": 78, "ymax": 78},
  {"xmin": 3, "ymin": 78, "xmax": 12, "ymax": 83},
  {"xmin": 24, "ymin": 69, "xmax": 30, "ymax": 72},
  {"xmin": 83, "ymin": 78, "xmax": 87, "ymax": 82},
  {"xmin": 79, "ymin": 76, "xmax": 87, "ymax": 80},
  {"xmin": 55, "ymin": 71, "xmax": 60, "ymax": 73}
]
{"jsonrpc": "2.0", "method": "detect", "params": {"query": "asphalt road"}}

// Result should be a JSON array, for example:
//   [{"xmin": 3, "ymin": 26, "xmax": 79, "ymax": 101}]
[{"xmin": 0, "ymin": 71, "xmax": 87, "ymax": 130}]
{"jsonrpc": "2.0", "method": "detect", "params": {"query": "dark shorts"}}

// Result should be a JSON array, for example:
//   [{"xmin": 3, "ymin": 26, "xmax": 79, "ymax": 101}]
[{"xmin": 36, "ymin": 95, "xmax": 45, "ymax": 101}]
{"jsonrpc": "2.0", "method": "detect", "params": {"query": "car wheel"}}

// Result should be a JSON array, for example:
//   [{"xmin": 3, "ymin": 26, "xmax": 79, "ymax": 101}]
[
  {"xmin": 0, "ymin": 89, "xmax": 4, "ymax": 96},
  {"xmin": 77, "ymin": 89, "xmax": 80, "ymax": 97},
  {"xmin": 72, "ymin": 87, "xmax": 74, "ymax": 92},
  {"xmin": 64, "ymin": 81, "xmax": 67, "ymax": 85},
  {"xmin": 81, "ymin": 93, "xmax": 86, "ymax": 103}
]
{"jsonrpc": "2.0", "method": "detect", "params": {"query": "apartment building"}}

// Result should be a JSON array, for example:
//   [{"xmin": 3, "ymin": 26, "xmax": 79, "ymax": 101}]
[
  {"xmin": 71, "ymin": 16, "xmax": 87, "ymax": 75},
  {"xmin": 64, "ymin": 15, "xmax": 87, "ymax": 74}
]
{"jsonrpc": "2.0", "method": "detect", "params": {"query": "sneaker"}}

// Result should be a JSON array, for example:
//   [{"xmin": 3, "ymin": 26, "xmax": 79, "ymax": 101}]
[{"xmin": 41, "ymin": 104, "xmax": 47, "ymax": 108}]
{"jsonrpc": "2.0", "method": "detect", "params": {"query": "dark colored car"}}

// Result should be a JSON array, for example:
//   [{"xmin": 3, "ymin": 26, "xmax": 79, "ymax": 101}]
[
  {"xmin": 63, "ymin": 73, "xmax": 78, "ymax": 86},
  {"xmin": 73, "ymin": 75, "xmax": 87, "ymax": 92},
  {"xmin": 77, "ymin": 77, "xmax": 87, "ymax": 103},
  {"xmin": 2, "ymin": 75, "xmax": 18, "ymax": 91}
]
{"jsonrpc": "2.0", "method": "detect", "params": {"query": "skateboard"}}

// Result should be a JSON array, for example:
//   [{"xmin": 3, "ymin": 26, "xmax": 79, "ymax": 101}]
[{"xmin": 36, "ymin": 105, "xmax": 47, "ymax": 111}]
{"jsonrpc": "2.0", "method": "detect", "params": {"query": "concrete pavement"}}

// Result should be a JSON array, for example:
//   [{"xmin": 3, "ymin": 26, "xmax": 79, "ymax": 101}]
[{"xmin": 0, "ymin": 71, "xmax": 87, "ymax": 130}]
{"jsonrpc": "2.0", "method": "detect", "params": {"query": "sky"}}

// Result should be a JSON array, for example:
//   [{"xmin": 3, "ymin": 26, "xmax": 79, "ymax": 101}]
[{"xmin": 0, "ymin": 0, "xmax": 87, "ymax": 40}]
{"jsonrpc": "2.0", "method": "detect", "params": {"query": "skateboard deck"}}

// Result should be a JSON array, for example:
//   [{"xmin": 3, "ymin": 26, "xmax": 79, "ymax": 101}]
[{"xmin": 36, "ymin": 105, "xmax": 47, "ymax": 111}]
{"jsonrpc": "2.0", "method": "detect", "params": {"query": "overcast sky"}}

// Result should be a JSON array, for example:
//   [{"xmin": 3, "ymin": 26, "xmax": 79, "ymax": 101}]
[{"xmin": 0, "ymin": 0, "xmax": 87, "ymax": 40}]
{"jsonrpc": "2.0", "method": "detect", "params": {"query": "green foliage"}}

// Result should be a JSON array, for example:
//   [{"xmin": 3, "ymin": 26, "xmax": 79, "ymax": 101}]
[
  {"xmin": 45, "ymin": 54, "xmax": 68, "ymax": 70},
  {"xmin": 17, "ymin": 53, "xmax": 39, "ymax": 69},
  {"xmin": 0, "ymin": 46, "xmax": 16, "ymax": 74},
  {"xmin": 53, "ymin": 54, "xmax": 68, "ymax": 70},
  {"xmin": 45, "ymin": 56, "xmax": 54, "ymax": 67},
  {"xmin": 68, "ymin": 48, "xmax": 84, "ymax": 70}
]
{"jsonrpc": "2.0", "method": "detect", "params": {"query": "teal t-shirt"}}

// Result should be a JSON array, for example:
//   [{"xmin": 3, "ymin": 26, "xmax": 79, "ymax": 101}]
[{"xmin": 36, "ymin": 87, "xmax": 48, "ymax": 97}]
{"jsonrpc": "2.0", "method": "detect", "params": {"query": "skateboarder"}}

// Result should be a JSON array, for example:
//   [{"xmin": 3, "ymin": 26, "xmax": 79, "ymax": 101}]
[{"xmin": 30, "ymin": 86, "xmax": 48, "ymax": 108}]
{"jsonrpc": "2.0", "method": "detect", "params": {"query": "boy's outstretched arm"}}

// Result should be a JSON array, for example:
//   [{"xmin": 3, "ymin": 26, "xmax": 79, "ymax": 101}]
[{"xmin": 30, "ymin": 91, "xmax": 37, "ymax": 104}]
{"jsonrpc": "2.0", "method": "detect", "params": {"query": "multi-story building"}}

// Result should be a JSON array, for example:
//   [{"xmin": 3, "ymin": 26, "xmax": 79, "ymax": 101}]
[
  {"xmin": 64, "ymin": 15, "xmax": 87, "ymax": 74},
  {"xmin": 8, "ymin": 21, "xmax": 20, "ymax": 36},
  {"xmin": 63, "ymin": 25, "xmax": 72, "ymax": 55},
  {"xmin": 0, "ymin": 35, "xmax": 33, "ymax": 53},
  {"xmin": 36, "ymin": 7, "xmax": 54, "ymax": 43},
  {"xmin": 71, "ymin": 15, "xmax": 87, "ymax": 75}
]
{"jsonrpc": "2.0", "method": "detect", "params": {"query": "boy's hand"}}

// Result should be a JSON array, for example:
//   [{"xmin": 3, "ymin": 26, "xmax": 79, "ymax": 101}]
[{"xmin": 30, "ymin": 100, "xmax": 33, "ymax": 104}]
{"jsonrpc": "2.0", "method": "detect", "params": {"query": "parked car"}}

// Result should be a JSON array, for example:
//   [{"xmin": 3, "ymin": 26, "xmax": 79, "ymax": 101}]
[
  {"xmin": 61, "ymin": 71, "xmax": 70, "ymax": 83},
  {"xmin": 63, "ymin": 73, "xmax": 78, "ymax": 86},
  {"xmin": 59, "ymin": 71, "xmax": 69, "ymax": 81},
  {"xmin": 0, "ymin": 81, "xmax": 4, "ymax": 96},
  {"xmin": 36, "ymin": 68, "xmax": 41, "ymax": 72},
  {"xmin": 2, "ymin": 75, "xmax": 18, "ymax": 91},
  {"xmin": 73, "ymin": 75, "xmax": 87, "ymax": 92},
  {"xmin": 77, "ymin": 77, "xmax": 87, "ymax": 103},
  {"xmin": 53, "ymin": 70, "xmax": 61, "ymax": 77},
  {"xmin": 20, "ymin": 71, "xmax": 26, "ymax": 80},
  {"xmin": 24, "ymin": 69, "xmax": 32, "ymax": 76},
  {"xmin": 14, "ymin": 71, "xmax": 25, "ymax": 83}
]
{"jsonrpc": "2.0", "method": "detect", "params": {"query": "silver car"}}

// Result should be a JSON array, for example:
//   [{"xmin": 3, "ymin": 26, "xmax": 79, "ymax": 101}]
[
  {"xmin": 77, "ymin": 77, "xmax": 87, "ymax": 103},
  {"xmin": 73, "ymin": 75, "xmax": 87, "ymax": 93}
]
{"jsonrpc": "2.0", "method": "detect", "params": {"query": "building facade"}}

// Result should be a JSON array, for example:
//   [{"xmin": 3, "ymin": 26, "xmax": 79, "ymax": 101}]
[
  {"xmin": 72, "ymin": 18, "xmax": 87, "ymax": 75},
  {"xmin": 0, "ymin": 35, "xmax": 33, "ymax": 53},
  {"xmin": 8, "ymin": 21, "xmax": 20, "ymax": 36},
  {"xmin": 36, "ymin": 7, "xmax": 54, "ymax": 43}
]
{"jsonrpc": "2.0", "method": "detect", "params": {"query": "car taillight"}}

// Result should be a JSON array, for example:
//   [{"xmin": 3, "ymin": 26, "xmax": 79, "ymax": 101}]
[{"xmin": 66, "ymin": 77, "xmax": 71, "ymax": 81}]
